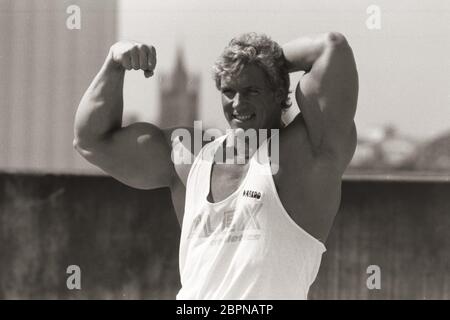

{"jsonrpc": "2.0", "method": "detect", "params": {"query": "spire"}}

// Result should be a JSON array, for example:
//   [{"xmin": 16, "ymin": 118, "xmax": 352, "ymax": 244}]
[
  {"xmin": 175, "ymin": 45, "xmax": 186, "ymax": 73},
  {"xmin": 158, "ymin": 43, "xmax": 199, "ymax": 128},
  {"xmin": 172, "ymin": 45, "xmax": 187, "ymax": 90}
]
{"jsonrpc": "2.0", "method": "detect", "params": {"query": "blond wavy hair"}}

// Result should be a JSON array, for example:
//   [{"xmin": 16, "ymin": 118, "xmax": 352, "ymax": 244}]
[{"xmin": 212, "ymin": 32, "xmax": 291, "ymax": 110}]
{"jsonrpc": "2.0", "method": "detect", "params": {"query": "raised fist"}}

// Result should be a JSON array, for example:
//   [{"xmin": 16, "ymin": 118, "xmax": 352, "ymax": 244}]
[{"xmin": 108, "ymin": 41, "xmax": 156, "ymax": 78}]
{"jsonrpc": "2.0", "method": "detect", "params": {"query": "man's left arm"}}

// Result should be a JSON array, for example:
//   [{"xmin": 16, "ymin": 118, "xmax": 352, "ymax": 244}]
[{"xmin": 282, "ymin": 32, "xmax": 358, "ymax": 167}]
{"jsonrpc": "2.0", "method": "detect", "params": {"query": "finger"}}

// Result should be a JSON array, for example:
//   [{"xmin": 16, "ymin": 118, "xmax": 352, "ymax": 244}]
[
  {"xmin": 144, "ymin": 70, "xmax": 153, "ymax": 78},
  {"xmin": 148, "ymin": 45, "xmax": 157, "ymax": 71},
  {"xmin": 130, "ymin": 47, "xmax": 140, "ymax": 70},
  {"xmin": 121, "ymin": 53, "xmax": 132, "ymax": 70},
  {"xmin": 139, "ymin": 46, "xmax": 149, "ymax": 70}
]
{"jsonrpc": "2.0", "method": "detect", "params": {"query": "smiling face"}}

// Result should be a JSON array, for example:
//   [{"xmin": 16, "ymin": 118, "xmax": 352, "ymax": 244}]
[{"xmin": 220, "ymin": 64, "xmax": 283, "ymax": 131}]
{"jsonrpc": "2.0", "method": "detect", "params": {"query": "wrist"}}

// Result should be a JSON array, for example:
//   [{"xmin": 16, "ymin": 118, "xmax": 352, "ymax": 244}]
[
  {"xmin": 282, "ymin": 44, "xmax": 308, "ymax": 73},
  {"xmin": 282, "ymin": 36, "xmax": 324, "ymax": 73},
  {"xmin": 103, "ymin": 49, "xmax": 124, "ymax": 73}
]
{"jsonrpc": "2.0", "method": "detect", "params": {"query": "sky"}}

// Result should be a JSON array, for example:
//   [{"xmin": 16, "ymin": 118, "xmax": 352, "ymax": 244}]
[{"xmin": 118, "ymin": 0, "xmax": 450, "ymax": 141}]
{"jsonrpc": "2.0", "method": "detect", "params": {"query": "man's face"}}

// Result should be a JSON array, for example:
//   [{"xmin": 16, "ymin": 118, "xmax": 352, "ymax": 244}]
[{"xmin": 220, "ymin": 64, "xmax": 282, "ymax": 131}]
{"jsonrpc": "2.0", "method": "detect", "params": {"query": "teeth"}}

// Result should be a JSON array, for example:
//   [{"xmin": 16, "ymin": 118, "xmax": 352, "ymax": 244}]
[{"xmin": 234, "ymin": 114, "xmax": 254, "ymax": 121}]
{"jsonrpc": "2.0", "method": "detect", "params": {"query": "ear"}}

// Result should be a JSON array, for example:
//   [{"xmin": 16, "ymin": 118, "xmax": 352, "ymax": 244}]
[{"xmin": 274, "ymin": 88, "xmax": 284, "ymax": 105}]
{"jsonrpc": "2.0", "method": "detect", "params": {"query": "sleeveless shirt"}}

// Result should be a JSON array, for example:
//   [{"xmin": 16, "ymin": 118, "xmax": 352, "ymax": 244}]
[{"xmin": 176, "ymin": 133, "xmax": 326, "ymax": 299}]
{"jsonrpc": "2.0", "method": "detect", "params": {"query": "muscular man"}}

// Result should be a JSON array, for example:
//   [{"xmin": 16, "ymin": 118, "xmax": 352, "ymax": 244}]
[{"xmin": 73, "ymin": 32, "xmax": 358, "ymax": 299}]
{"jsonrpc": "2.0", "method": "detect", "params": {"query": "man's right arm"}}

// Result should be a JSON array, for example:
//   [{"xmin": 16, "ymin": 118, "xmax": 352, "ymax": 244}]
[{"xmin": 73, "ymin": 41, "xmax": 176, "ymax": 190}]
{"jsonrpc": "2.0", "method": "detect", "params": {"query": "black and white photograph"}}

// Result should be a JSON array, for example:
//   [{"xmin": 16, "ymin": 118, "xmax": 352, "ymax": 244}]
[{"xmin": 0, "ymin": 0, "xmax": 449, "ymax": 301}]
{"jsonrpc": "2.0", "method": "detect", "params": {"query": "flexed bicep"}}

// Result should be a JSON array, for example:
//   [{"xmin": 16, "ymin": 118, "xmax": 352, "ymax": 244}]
[
  {"xmin": 76, "ymin": 122, "xmax": 176, "ymax": 190},
  {"xmin": 296, "ymin": 33, "xmax": 358, "ymax": 158}
]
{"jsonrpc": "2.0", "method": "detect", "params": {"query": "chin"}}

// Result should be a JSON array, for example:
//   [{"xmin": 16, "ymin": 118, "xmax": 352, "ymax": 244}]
[
  {"xmin": 230, "ymin": 121, "xmax": 259, "ymax": 131},
  {"xmin": 229, "ymin": 115, "xmax": 260, "ymax": 129}
]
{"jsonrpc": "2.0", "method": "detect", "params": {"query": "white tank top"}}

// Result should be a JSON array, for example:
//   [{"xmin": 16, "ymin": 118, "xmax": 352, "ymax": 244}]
[{"xmin": 176, "ymin": 133, "xmax": 326, "ymax": 300}]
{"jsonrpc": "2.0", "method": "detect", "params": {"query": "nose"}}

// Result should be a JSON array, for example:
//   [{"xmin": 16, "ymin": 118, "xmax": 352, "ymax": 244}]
[{"xmin": 232, "ymin": 92, "xmax": 241, "ymax": 108}]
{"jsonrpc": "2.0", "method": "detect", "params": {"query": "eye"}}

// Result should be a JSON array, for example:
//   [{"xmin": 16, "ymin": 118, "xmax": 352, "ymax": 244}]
[
  {"xmin": 249, "ymin": 89, "xmax": 260, "ymax": 95},
  {"xmin": 222, "ymin": 89, "xmax": 235, "ymax": 99}
]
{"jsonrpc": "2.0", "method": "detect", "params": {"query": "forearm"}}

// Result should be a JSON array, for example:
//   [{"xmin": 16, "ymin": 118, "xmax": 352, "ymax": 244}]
[
  {"xmin": 282, "ymin": 32, "xmax": 345, "ymax": 73},
  {"xmin": 74, "ymin": 50, "xmax": 125, "ymax": 148}
]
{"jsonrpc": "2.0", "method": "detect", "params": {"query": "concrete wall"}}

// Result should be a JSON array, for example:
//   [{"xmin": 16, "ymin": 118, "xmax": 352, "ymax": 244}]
[
  {"xmin": 310, "ymin": 177, "xmax": 450, "ymax": 300},
  {"xmin": 0, "ymin": 172, "xmax": 179, "ymax": 299},
  {"xmin": 0, "ymin": 172, "xmax": 448, "ymax": 299}
]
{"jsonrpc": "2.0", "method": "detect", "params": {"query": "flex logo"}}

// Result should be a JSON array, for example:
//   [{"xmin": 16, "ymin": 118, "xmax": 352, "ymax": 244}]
[{"xmin": 188, "ymin": 203, "xmax": 263, "ymax": 238}]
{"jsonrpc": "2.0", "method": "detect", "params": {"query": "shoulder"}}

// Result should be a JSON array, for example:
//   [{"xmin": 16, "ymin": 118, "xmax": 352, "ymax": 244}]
[
  {"xmin": 279, "ymin": 113, "xmax": 356, "ymax": 173},
  {"xmin": 277, "ymin": 113, "xmax": 317, "ymax": 164}
]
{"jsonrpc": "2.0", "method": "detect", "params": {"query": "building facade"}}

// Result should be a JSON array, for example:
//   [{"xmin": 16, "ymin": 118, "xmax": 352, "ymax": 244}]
[{"xmin": 0, "ymin": 0, "xmax": 117, "ymax": 174}]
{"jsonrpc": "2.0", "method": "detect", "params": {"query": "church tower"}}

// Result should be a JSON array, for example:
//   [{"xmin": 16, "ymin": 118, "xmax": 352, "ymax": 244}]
[{"xmin": 158, "ymin": 47, "xmax": 199, "ymax": 128}]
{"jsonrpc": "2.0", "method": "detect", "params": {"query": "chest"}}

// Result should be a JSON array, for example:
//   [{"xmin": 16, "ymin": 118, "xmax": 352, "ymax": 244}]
[{"xmin": 207, "ymin": 162, "xmax": 250, "ymax": 203}]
